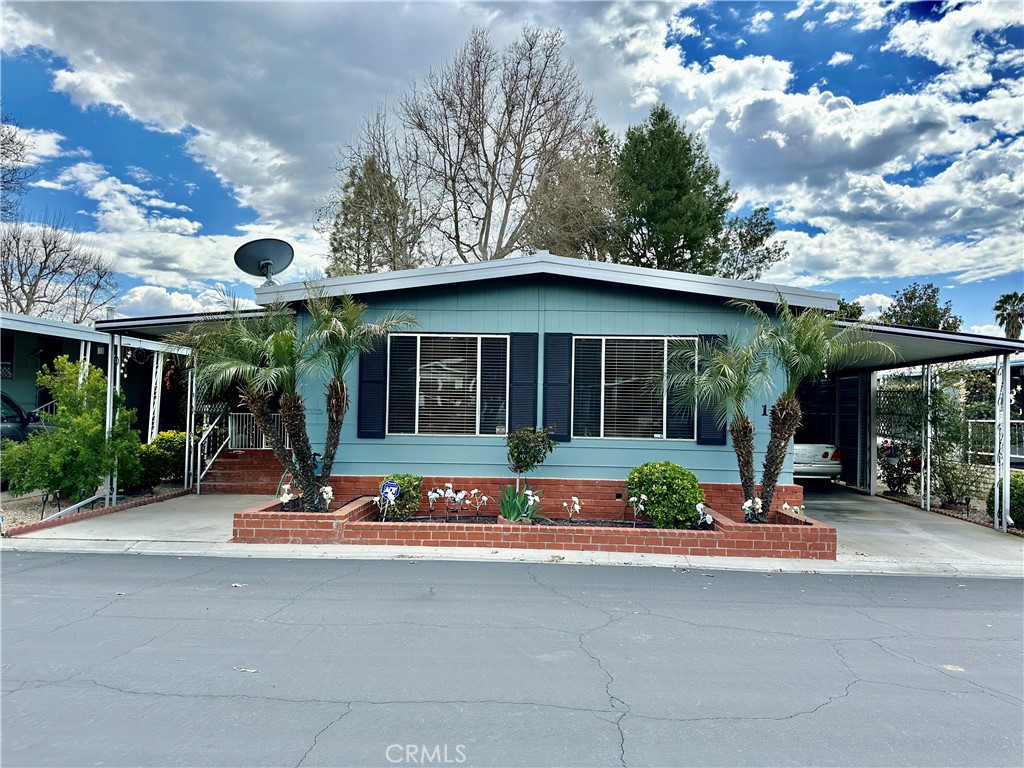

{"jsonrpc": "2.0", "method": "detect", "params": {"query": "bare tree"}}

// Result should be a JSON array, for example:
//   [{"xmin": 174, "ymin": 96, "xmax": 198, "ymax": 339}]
[
  {"xmin": 401, "ymin": 26, "xmax": 595, "ymax": 262},
  {"xmin": 526, "ymin": 122, "xmax": 621, "ymax": 261},
  {"xmin": 0, "ymin": 213, "xmax": 120, "ymax": 323},
  {"xmin": 1, "ymin": 110, "xmax": 37, "ymax": 222},
  {"xmin": 322, "ymin": 26, "xmax": 595, "ymax": 270},
  {"xmin": 315, "ymin": 107, "xmax": 439, "ymax": 274}
]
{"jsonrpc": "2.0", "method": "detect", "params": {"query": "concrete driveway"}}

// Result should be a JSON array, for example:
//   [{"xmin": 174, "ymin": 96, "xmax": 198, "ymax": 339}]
[
  {"xmin": 804, "ymin": 484, "xmax": 1023, "ymax": 574},
  {"xmin": 11, "ymin": 494, "xmax": 268, "ymax": 543}
]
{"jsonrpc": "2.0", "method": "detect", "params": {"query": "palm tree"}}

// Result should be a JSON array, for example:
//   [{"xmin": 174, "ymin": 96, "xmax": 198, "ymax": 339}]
[
  {"xmin": 736, "ymin": 295, "xmax": 897, "ymax": 514},
  {"xmin": 175, "ymin": 297, "xmax": 329, "ymax": 511},
  {"xmin": 665, "ymin": 334, "xmax": 771, "ymax": 506},
  {"xmin": 993, "ymin": 292, "xmax": 1024, "ymax": 339},
  {"xmin": 306, "ymin": 293, "xmax": 416, "ymax": 480}
]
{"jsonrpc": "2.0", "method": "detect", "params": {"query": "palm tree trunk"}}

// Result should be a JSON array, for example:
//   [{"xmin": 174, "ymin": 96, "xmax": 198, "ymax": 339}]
[
  {"xmin": 280, "ymin": 392, "xmax": 325, "ymax": 512},
  {"xmin": 319, "ymin": 378, "xmax": 349, "ymax": 481},
  {"xmin": 729, "ymin": 414, "xmax": 756, "ymax": 505},
  {"xmin": 760, "ymin": 393, "xmax": 803, "ymax": 516}
]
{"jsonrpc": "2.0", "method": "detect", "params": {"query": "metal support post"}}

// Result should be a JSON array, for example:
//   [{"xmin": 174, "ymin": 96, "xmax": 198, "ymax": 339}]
[
  {"xmin": 923, "ymin": 364, "xmax": 932, "ymax": 512},
  {"xmin": 994, "ymin": 354, "xmax": 1010, "ymax": 532}
]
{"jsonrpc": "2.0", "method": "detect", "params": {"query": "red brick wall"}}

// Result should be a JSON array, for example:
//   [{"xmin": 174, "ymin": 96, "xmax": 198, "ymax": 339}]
[
  {"xmin": 328, "ymin": 475, "xmax": 803, "ymax": 521},
  {"xmin": 233, "ymin": 493, "xmax": 835, "ymax": 560}
]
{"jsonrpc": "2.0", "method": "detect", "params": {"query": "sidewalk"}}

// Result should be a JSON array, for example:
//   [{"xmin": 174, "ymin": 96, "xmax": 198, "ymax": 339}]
[{"xmin": 3, "ymin": 491, "xmax": 1022, "ymax": 578}]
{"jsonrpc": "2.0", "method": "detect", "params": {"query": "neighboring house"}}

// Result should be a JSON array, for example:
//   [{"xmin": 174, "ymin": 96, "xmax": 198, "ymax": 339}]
[
  {"xmin": 0, "ymin": 310, "xmax": 184, "ymax": 441},
  {"xmin": 257, "ymin": 253, "xmax": 838, "ymax": 485}
]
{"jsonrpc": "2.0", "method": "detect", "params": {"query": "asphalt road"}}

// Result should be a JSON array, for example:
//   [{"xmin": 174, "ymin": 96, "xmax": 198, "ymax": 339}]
[{"xmin": 2, "ymin": 554, "xmax": 1021, "ymax": 768}]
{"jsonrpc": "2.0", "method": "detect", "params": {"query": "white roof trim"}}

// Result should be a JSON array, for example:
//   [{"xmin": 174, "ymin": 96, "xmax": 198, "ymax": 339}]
[
  {"xmin": 1, "ymin": 310, "xmax": 109, "ymax": 342},
  {"xmin": 255, "ymin": 252, "xmax": 839, "ymax": 310},
  {"xmin": 2, "ymin": 310, "xmax": 184, "ymax": 353}
]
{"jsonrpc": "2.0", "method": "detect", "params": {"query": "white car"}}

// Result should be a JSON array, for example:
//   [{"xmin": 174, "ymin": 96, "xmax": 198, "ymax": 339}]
[{"xmin": 794, "ymin": 443, "xmax": 842, "ymax": 480}]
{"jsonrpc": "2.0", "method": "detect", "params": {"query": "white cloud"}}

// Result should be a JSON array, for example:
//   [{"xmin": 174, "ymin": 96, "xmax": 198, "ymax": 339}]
[
  {"xmin": 970, "ymin": 323, "xmax": 1004, "ymax": 338},
  {"xmin": 852, "ymin": 293, "xmax": 893, "ymax": 318},
  {"xmin": 748, "ymin": 11, "xmax": 773, "ymax": 35},
  {"xmin": 44, "ymin": 162, "xmax": 201, "ymax": 234},
  {"xmin": 114, "ymin": 285, "xmax": 257, "ymax": 318},
  {"xmin": 20, "ymin": 128, "xmax": 89, "ymax": 164},
  {"xmin": 827, "ymin": 51, "xmax": 853, "ymax": 67}
]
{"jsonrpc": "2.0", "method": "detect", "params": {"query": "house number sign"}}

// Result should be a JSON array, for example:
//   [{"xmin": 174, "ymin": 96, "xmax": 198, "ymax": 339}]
[{"xmin": 380, "ymin": 479, "xmax": 401, "ymax": 502}]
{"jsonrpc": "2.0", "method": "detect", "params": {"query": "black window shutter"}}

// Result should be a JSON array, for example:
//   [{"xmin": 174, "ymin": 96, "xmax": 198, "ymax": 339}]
[
  {"xmin": 696, "ymin": 334, "xmax": 727, "ymax": 446},
  {"xmin": 387, "ymin": 336, "xmax": 417, "ymax": 434},
  {"xmin": 508, "ymin": 333, "xmax": 538, "ymax": 432},
  {"xmin": 357, "ymin": 340, "xmax": 388, "ymax": 439},
  {"xmin": 543, "ymin": 333, "xmax": 572, "ymax": 442}
]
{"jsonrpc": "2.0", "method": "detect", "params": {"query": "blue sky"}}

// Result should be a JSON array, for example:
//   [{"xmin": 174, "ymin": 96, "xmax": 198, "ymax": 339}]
[{"xmin": 3, "ymin": 1, "xmax": 1022, "ymax": 333}]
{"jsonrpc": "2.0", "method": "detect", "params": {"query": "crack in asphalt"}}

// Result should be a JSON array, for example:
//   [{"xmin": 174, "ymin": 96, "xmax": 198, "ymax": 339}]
[
  {"xmin": 260, "ymin": 563, "xmax": 365, "ymax": 623},
  {"xmin": 295, "ymin": 704, "xmax": 352, "ymax": 768},
  {"xmin": 865, "ymin": 637, "xmax": 1024, "ymax": 706},
  {"xmin": 12, "ymin": 677, "xmax": 620, "ymax": 718},
  {"xmin": 527, "ymin": 566, "xmax": 631, "ymax": 767}
]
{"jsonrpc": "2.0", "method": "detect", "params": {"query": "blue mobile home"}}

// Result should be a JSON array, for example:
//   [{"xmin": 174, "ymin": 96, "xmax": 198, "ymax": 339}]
[{"xmin": 257, "ymin": 253, "xmax": 838, "ymax": 486}]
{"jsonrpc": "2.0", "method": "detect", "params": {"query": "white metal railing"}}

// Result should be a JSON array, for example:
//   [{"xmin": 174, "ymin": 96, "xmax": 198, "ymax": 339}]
[
  {"xmin": 32, "ymin": 401, "xmax": 57, "ymax": 416},
  {"xmin": 194, "ymin": 407, "xmax": 230, "ymax": 494},
  {"xmin": 968, "ymin": 419, "xmax": 1024, "ymax": 460},
  {"xmin": 228, "ymin": 412, "xmax": 289, "ymax": 450}
]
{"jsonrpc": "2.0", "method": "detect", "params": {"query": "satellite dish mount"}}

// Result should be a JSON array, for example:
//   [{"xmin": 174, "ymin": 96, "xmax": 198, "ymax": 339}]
[{"xmin": 233, "ymin": 238, "xmax": 294, "ymax": 286}]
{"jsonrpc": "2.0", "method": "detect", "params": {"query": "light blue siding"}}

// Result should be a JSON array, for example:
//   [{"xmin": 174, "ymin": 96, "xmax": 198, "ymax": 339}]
[{"xmin": 298, "ymin": 274, "xmax": 793, "ymax": 484}]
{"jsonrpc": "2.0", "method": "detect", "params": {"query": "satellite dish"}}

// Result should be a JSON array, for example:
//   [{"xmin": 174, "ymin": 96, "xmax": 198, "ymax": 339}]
[{"xmin": 233, "ymin": 238, "xmax": 294, "ymax": 286}]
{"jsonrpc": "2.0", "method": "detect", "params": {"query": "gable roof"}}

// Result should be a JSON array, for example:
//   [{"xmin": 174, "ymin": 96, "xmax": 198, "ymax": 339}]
[{"xmin": 254, "ymin": 251, "xmax": 840, "ymax": 310}]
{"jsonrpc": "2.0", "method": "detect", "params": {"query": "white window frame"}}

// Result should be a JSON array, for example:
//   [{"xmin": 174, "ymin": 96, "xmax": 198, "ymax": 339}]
[
  {"xmin": 386, "ymin": 333, "xmax": 510, "ymax": 437},
  {"xmin": 571, "ymin": 335, "xmax": 697, "ymax": 441}
]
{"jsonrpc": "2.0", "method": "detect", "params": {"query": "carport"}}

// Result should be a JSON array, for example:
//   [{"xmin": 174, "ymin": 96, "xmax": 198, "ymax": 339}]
[{"xmin": 809, "ymin": 322, "xmax": 1024, "ymax": 531}]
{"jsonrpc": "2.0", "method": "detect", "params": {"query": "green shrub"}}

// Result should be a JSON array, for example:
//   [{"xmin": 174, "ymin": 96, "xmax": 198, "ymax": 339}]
[
  {"xmin": 150, "ymin": 430, "xmax": 190, "ymax": 481},
  {"xmin": 625, "ymin": 461, "xmax": 706, "ymax": 529},
  {"xmin": 2, "ymin": 356, "xmax": 140, "ymax": 499},
  {"xmin": 130, "ymin": 443, "xmax": 168, "ymax": 490},
  {"xmin": 381, "ymin": 473, "xmax": 423, "ymax": 521},
  {"xmin": 986, "ymin": 472, "xmax": 1024, "ymax": 529}
]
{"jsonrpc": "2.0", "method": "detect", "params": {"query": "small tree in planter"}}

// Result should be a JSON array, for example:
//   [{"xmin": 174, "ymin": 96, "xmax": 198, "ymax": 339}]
[{"xmin": 506, "ymin": 426, "xmax": 557, "ymax": 491}]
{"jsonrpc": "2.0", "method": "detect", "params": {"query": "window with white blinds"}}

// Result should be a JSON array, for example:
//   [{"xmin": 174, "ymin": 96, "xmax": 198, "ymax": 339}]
[
  {"xmin": 572, "ymin": 337, "xmax": 696, "ymax": 440},
  {"xmin": 387, "ymin": 334, "xmax": 509, "ymax": 435}
]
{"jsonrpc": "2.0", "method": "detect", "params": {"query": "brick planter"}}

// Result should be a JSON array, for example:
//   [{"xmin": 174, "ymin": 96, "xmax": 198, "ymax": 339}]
[
  {"xmin": 232, "ymin": 494, "xmax": 836, "ymax": 560},
  {"xmin": 327, "ymin": 475, "xmax": 803, "ymax": 521}
]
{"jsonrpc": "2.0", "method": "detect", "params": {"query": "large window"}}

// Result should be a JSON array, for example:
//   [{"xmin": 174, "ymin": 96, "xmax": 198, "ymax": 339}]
[
  {"xmin": 388, "ymin": 334, "xmax": 509, "ymax": 435},
  {"xmin": 572, "ymin": 337, "xmax": 696, "ymax": 440}
]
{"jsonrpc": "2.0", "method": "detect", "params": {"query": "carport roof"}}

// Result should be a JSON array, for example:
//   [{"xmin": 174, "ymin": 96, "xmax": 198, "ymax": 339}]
[{"xmin": 833, "ymin": 321, "xmax": 1024, "ymax": 373}]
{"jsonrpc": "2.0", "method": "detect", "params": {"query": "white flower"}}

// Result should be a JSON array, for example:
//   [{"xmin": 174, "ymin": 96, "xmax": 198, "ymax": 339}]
[
  {"xmin": 705, "ymin": 513, "xmax": 714, "ymax": 524},
  {"xmin": 571, "ymin": 496, "xmax": 579, "ymax": 503},
  {"xmin": 470, "ymin": 489, "xmax": 479, "ymax": 495},
  {"xmin": 696, "ymin": 503, "xmax": 705, "ymax": 513},
  {"xmin": 742, "ymin": 500, "xmax": 752, "ymax": 510},
  {"xmin": 640, "ymin": 493, "xmax": 648, "ymax": 501},
  {"xmin": 428, "ymin": 491, "xmax": 439, "ymax": 502},
  {"xmin": 320, "ymin": 486, "xmax": 334, "ymax": 501},
  {"xmin": 445, "ymin": 482, "xmax": 453, "ymax": 489},
  {"xmin": 282, "ymin": 484, "xmax": 291, "ymax": 493},
  {"xmin": 480, "ymin": 495, "xmax": 488, "ymax": 503},
  {"xmin": 782, "ymin": 502, "xmax": 790, "ymax": 511}
]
